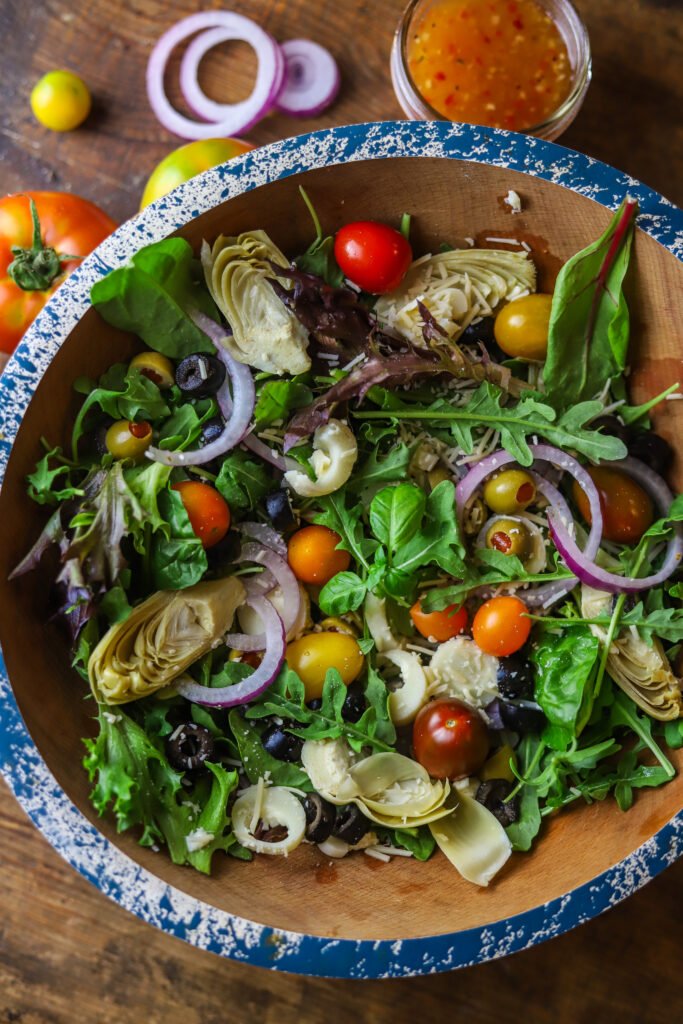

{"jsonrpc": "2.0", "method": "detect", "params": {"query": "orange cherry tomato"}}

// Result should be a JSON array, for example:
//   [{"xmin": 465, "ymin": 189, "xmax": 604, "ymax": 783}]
[
  {"xmin": 171, "ymin": 481, "xmax": 230, "ymax": 549},
  {"xmin": 334, "ymin": 220, "xmax": 412, "ymax": 294},
  {"xmin": 0, "ymin": 192, "xmax": 116, "ymax": 354},
  {"xmin": 412, "ymin": 697, "xmax": 490, "ymax": 779},
  {"xmin": 472, "ymin": 596, "xmax": 531, "ymax": 656},
  {"xmin": 287, "ymin": 525, "xmax": 350, "ymax": 584},
  {"xmin": 572, "ymin": 466, "xmax": 653, "ymax": 545},
  {"xmin": 410, "ymin": 597, "xmax": 467, "ymax": 642}
]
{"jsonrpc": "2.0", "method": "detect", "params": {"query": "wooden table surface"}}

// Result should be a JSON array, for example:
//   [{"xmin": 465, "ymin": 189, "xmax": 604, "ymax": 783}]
[{"xmin": 1, "ymin": 0, "xmax": 682, "ymax": 1020}]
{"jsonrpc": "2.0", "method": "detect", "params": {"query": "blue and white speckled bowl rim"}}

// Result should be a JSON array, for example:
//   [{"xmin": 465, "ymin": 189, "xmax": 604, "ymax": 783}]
[{"xmin": 1, "ymin": 121, "xmax": 682, "ymax": 978}]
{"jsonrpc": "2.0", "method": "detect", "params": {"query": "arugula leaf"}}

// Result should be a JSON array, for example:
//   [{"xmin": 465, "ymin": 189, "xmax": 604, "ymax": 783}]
[
  {"xmin": 543, "ymin": 198, "xmax": 637, "ymax": 407},
  {"xmin": 90, "ymin": 238, "xmax": 218, "ymax": 358},
  {"xmin": 505, "ymin": 735, "xmax": 544, "ymax": 851},
  {"xmin": 294, "ymin": 187, "xmax": 344, "ymax": 287},
  {"xmin": 346, "ymin": 442, "xmax": 413, "ymax": 502},
  {"xmin": 609, "ymin": 689, "xmax": 675, "ymax": 778},
  {"xmin": 214, "ymin": 449, "xmax": 272, "ymax": 512},
  {"xmin": 149, "ymin": 487, "xmax": 208, "ymax": 590},
  {"xmin": 254, "ymin": 378, "xmax": 313, "ymax": 428},
  {"xmin": 613, "ymin": 744, "xmax": 672, "ymax": 812},
  {"xmin": 315, "ymin": 491, "xmax": 376, "ymax": 571},
  {"xmin": 532, "ymin": 623, "xmax": 600, "ymax": 740},
  {"xmin": 71, "ymin": 366, "xmax": 170, "ymax": 455},
  {"xmin": 355, "ymin": 383, "xmax": 627, "ymax": 466},
  {"xmin": 228, "ymin": 710, "xmax": 313, "ymax": 790},
  {"xmin": 318, "ymin": 570, "xmax": 368, "ymax": 616}
]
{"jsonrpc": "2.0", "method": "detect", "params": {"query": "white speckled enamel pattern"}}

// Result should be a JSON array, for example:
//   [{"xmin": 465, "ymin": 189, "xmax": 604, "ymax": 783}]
[{"xmin": 1, "ymin": 122, "xmax": 682, "ymax": 977}]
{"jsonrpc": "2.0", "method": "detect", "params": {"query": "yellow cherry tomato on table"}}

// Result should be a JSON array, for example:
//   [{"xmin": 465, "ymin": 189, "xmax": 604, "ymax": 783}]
[
  {"xmin": 494, "ymin": 293, "xmax": 553, "ymax": 360},
  {"xmin": 140, "ymin": 138, "xmax": 255, "ymax": 208},
  {"xmin": 472, "ymin": 596, "xmax": 531, "ymax": 656},
  {"xmin": 30, "ymin": 70, "xmax": 91, "ymax": 131},
  {"xmin": 0, "ymin": 192, "xmax": 116, "ymax": 354},
  {"xmin": 285, "ymin": 632, "xmax": 365, "ymax": 701},
  {"xmin": 410, "ymin": 596, "xmax": 467, "ymax": 642},
  {"xmin": 287, "ymin": 525, "xmax": 350, "ymax": 585},
  {"xmin": 171, "ymin": 481, "xmax": 231, "ymax": 549}
]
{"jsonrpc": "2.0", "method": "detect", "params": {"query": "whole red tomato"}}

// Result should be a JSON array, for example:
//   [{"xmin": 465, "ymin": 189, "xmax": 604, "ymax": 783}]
[
  {"xmin": 0, "ymin": 192, "xmax": 117, "ymax": 354},
  {"xmin": 334, "ymin": 220, "xmax": 412, "ymax": 294},
  {"xmin": 413, "ymin": 697, "xmax": 490, "ymax": 780}
]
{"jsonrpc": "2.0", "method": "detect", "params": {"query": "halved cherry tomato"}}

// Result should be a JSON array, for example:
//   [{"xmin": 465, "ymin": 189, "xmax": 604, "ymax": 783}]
[
  {"xmin": 0, "ymin": 192, "xmax": 116, "ymax": 354},
  {"xmin": 334, "ymin": 220, "xmax": 412, "ymax": 294},
  {"xmin": 171, "ymin": 481, "xmax": 230, "ymax": 549},
  {"xmin": 572, "ymin": 466, "xmax": 653, "ymax": 545},
  {"xmin": 413, "ymin": 697, "xmax": 490, "ymax": 779},
  {"xmin": 410, "ymin": 597, "xmax": 467, "ymax": 642},
  {"xmin": 287, "ymin": 525, "xmax": 350, "ymax": 584},
  {"xmin": 472, "ymin": 596, "xmax": 531, "ymax": 656}
]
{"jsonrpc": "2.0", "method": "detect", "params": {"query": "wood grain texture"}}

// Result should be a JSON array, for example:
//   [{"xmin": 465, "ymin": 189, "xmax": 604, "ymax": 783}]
[{"xmin": 1, "ymin": 0, "xmax": 682, "ymax": 1018}]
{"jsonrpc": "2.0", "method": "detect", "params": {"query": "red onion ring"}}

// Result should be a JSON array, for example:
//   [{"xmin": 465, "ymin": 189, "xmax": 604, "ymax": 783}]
[
  {"xmin": 147, "ymin": 12, "xmax": 284, "ymax": 139},
  {"xmin": 176, "ymin": 594, "xmax": 285, "ymax": 707},
  {"xmin": 241, "ymin": 431, "xmax": 300, "ymax": 473},
  {"xmin": 145, "ymin": 311, "xmax": 254, "ymax": 467},
  {"xmin": 549, "ymin": 456, "xmax": 683, "ymax": 594},
  {"xmin": 236, "ymin": 522, "xmax": 288, "ymax": 557},
  {"xmin": 179, "ymin": 21, "xmax": 285, "ymax": 125},
  {"xmin": 274, "ymin": 39, "xmax": 340, "ymax": 117},
  {"xmin": 226, "ymin": 542, "xmax": 300, "ymax": 651}
]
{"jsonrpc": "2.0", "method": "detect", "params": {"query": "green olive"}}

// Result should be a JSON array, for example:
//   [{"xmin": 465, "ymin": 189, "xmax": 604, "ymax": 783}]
[
  {"xmin": 485, "ymin": 517, "xmax": 533, "ymax": 561},
  {"xmin": 105, "ymin": 419, "xmax": 152, "ymax": 462},
  {"xmin": 483, "ymin": 468, "xmax": 536, "ymax": 514},
  {"xmin": 129, "ymin": 351, "xmax": 175, "ymax": 389}
]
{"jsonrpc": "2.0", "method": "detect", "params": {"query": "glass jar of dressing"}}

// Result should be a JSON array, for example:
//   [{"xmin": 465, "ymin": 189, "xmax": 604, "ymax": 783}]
[{"xmin": 391, "ymin": 0, "xmax": 591, "ymax": 140}]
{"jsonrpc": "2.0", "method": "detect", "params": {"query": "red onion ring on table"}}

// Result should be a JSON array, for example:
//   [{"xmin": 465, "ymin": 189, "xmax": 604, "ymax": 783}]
[
  {"xmin": 179, "ymin": 22, "xmax": 285, "ymax": 125},
  {"xmin": 226, "ymin": 542, "xmax": 301, "ymax": 651},
  {"xmin": 146, "ymin": 11, "xmax": 285, "ymax": 139},
  {"xmin": 176, "ymin": 594, "xmax": 286, "ymax": 707},
  {"xmin": 274, "ymin": 39, "xmax": 340, "ymax": 117},
  {"xmin": 549, "ymin": 455, "xmax": 683, "ymax": 594},
  {"xmin": 145, "ymin": 310, "xmax": 254, "ymax": 467}
]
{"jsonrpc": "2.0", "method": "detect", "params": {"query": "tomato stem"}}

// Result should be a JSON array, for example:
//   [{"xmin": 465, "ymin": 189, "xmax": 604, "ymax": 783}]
[{"xmin": 7, "ymin": 196, "xmax": 83, "ymax": 292}]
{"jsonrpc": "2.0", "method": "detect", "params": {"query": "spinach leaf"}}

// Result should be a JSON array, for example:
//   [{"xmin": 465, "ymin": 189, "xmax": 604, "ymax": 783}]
[
  {"xmin": 254, "ymin": 378, "xmax": 313, "ymax": 428},
  {"xmin": 214, "ymin": 449, "xmax": 272, "ymax": 512},
  {"xmin": 228, "ymin": 710, "xmax": 313, "ymax": 790},
  {"xmin": 531, "ymin": 623, "xmax": 600, "ymax": 740},
  {"xmin": 149, "ymin": 487, "xmax": 208, "ymax": 590},
  {"xmin": 543, "ymin": 198, "xmax": 637, "ymax": 408},
  {"xmin": 375, "ymin": 825, "xmax": 436, "ymax": 861},
  {"xmin": 90, "ymin": 238, "xmax": 218, "ymax": 358}
]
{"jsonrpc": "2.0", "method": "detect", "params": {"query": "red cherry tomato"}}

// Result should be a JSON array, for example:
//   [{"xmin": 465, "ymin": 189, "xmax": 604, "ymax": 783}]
[
  {"xmin": 287, "ymin": 525, "xmax": 350, "ymax": 585},
  {"xmin": 410, "ymin": 597, "xmax": 467, "ymax": 642},
  {"xmin": 413, "ymin": 697, "xmax": 490, "ymax": 779},
  {"xmin": 171, "ymin": 481, "xmax": 230, "ymax": 549},
  {"xmin": 472, "ymin": 596, "xmax": 531, "ymax": 656},
  {"xmin": 334, "ymin": 220, "xmax": 412, "ymax": 294},
  {"xmin": 572, "ymin": 466, "xmax": 653, "ymax": 545}
]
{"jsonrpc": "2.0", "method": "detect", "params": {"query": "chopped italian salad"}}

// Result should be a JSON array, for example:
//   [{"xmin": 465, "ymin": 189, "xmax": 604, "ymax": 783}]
[{"xmin": 12, "ymin": 192, "xmax": 683, "ymax": 886}]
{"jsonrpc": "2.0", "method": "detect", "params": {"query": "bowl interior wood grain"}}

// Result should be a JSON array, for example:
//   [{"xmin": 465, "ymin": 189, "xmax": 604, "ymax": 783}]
[{"xmin": 1, "ymin": 157, "xmax": 681, "ymax": 942}]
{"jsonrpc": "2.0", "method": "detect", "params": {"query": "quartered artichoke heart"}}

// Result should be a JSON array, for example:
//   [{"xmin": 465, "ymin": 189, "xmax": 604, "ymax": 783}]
[
  {"xmin": 301, "ymin": 738, "xmax": 451, "ymax": 828},
  {"xmin": 201, "ymin": 229, "xmax": 311, "ymax": 375},
  {"xmin": 375, "ymin": 248, "xmax": 536, "ymax": 347},
  {"xmin": 581, "ymin": 585, "xmax": 682, "ymax": 721},
  {"xmin": 89, "ymin": 577, "xmax": 245, "ymax": 705},
  {"xmin": 428, "ymin": 790, "xmax": 512, "ymax": 887}
]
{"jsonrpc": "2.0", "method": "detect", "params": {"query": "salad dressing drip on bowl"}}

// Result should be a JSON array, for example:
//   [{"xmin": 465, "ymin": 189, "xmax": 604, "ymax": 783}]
[{"xmin": 0, "ymin": 122, "xmax": 682, "ymax": 978}]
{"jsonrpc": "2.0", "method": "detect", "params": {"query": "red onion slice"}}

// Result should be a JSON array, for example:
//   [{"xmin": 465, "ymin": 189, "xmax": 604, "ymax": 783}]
[
  {"xmin": 176, "ymin": 594, "xmax": 285, "ymax": 707},
  {"xmin": 236, "ymin": 521, "xmax": 288, "ymax": 557},
  {"xmin": 147, "ymin": 11, "xmax": 284, "ymax": 139},
  {"xmin": 145, "ymin": 311, "xmax": 254, "ymax": 467},
  {"xmin": 179, "ymin": 22, "xmax": 285, "ymax": 125},
  {"xmin": 274, "ymin": 39, "xmax": 340, "ymax": 117},
  {"xmin": 241, "ymin": 431, "xmax": 299, "ymax": 473},
  {"xmin": 549, "ymin": 457, "xmax": 683, "ymax": 594},
  {"xmin": 226, "ymin": 542, "xmax": 301, "ymax": 651}
]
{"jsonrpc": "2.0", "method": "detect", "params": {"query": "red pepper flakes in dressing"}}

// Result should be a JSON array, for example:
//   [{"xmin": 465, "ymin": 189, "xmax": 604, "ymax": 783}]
[{"xmin": 407, "ymin": 0, "xmax": 572, "ymax": 131}]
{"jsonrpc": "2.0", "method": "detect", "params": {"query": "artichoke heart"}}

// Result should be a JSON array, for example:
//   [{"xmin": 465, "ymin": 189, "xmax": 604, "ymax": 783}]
[
  {"xmin": 429, "ymin": 790, "xmax": 512, "ymax": 887},
  {"xmin": 201, "ymin": 229, "xmax": 311, "ymax": 375},
  {"xmin": 89, "ymin": 577, "xmax": 245, "ymax": 704},
  {"xmin": 581, "ymin": 585, "xmax": 682, "ymax": 721},
  {"xmin": 375, "ymin": 248, "xmax": 535, "ymax": 346}
]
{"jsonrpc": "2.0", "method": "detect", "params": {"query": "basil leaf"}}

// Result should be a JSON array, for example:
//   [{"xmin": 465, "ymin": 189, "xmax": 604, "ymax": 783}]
[
  {"xmin": 318, "ymin": 571, "xmax": 368, "ymax": 616},
  {"xmin": 392, "ymin": 480, "xmax": 466, "ymax": 578},
  {"xmin": 90, "ymin": 238, "xmax": 218, "ymax": 359},
  {"xmin": 369, "ymin": 482, "xmax": 425, "ymax": 551},
  {"xmin": 543, "ymin": 198, "xmax": 637, "ymax": 407}
]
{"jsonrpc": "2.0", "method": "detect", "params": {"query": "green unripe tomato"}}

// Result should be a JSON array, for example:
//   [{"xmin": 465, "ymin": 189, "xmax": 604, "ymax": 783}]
[
  {"xmin": 140, "ymin": 138, "xmax": 254, "ymax": 208},
  {"xmin": 483, "ymin": 468, "xmax": 536, "ymax": 514},
  {"xmin": 105, "ymin": 419, "xmax": 152, "ymax": 462}
]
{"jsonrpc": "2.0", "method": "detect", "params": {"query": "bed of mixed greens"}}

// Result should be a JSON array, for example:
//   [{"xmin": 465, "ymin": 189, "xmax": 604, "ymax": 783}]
[{"xmin": 11, "ymin": 191, "xmax": 683, "ymax": 886}]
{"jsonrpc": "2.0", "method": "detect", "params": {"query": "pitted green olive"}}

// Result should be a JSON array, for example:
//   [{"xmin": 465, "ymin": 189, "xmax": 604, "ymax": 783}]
[
  {"xmin": 129, "ymin": 351, "xmax": 175, "ymax": 389},
  {"xmin": 105, "ymin": 419, "xmax": 153, "ymax": 462},
  {"xmin": 483, "ymin": 468, "xmax": 536, "ymax": 514},
  {"xmin": 485, "ymin": 517, "xmax": 532, "ymax": 561}
]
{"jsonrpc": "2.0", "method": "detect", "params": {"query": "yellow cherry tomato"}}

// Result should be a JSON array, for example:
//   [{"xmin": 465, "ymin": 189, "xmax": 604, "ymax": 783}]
[
  {"xmin": 30, "ymin": 70, "xmax": 91, "ymax": 131},
  {"xmin": 140, "ymin": 138, "xmax": 255, "ymax": 208},
  {"xmin": 285, "ymin": 632, "xmax": 365, "ymax": 701},
  {"xmin": 494, "ymin": 293, "xmax": 553, "ymax": 360}
]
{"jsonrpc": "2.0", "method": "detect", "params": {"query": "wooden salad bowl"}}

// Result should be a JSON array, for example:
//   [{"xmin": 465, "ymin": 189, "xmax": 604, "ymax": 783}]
[{"xmin": 0, "ymin": 123, "xmax": 681, "ymax": 976}]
